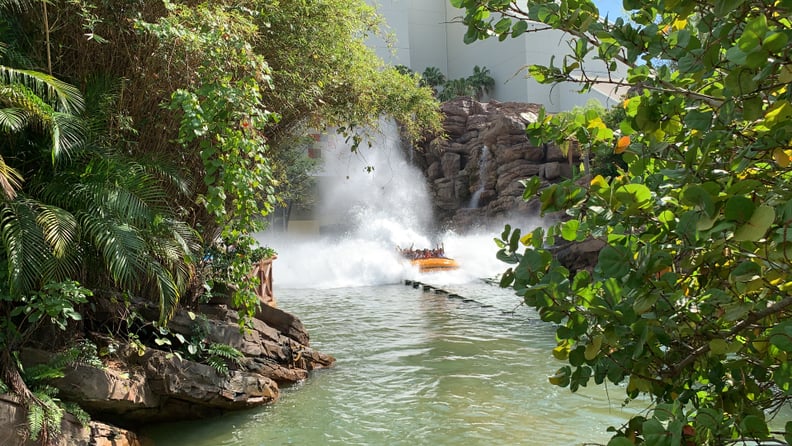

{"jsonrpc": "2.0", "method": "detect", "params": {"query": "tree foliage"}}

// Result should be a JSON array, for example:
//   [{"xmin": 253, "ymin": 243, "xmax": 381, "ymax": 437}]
[
  {"xmin": 411, "ymin": 65, "xmax": 495, "ymax": 101},
  {"xmin": 453, "ymin": 0, "xmax": 792, "ymax": 444},
  {"xmin": 254, "ymin": 0, "xmax": 442, "ymax": 145},
  {"xmin": 0, "ymin": 0, "xmax": 442, "ymax": 324}
]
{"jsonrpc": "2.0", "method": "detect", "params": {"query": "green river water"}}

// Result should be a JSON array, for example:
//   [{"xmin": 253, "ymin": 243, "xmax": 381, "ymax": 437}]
[
  {"xmin": 141, "ymin": 116, "xmax": 790, "ymax": 445},
  {"xmin": 142, "ymin": 281, "xmax": 638, "ymax": 446}
]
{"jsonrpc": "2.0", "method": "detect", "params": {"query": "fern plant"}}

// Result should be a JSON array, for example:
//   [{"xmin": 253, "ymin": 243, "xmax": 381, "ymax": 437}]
[
  {"xmin": 203, "ymin": 342, "xmax": 244, "ymax": 375},
  {"xmin": 27, "ymin": 390, "xmax": 63, "ymax": 443},
  {"xmin": 18, "ymin": 341, "xmax": 99, "ymax": 443},
  {"xmin": 130, "ymin": 318, "xmax": 245, "ymax": 376},
  {"xmin": 61, "ymin": 401, "xmax": 90, "ymax": 426}
]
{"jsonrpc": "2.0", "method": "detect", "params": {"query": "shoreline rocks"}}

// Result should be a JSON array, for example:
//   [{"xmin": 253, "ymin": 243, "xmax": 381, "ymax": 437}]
[
  {"xmin": 3, "ymin": 297, "xmax": 335, "ymax": 444},
  {"xmin": 0, "ymin": 394, "xmax": 141, "ymax": 446}
]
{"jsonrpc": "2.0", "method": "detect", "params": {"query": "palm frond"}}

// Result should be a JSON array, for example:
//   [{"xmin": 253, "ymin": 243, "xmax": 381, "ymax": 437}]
[
  {"xmin": 1, "ymin": 82, "xmax": 54, "ymax": 122},
  {"xmin": 148, "ymin": 217, "xmax": 200, "ymax": 260},
  {"xmin": 0, "ymin": 154, "xmax": 23, "ymax": 199},
  {"xmin": 50, "ymin": 111, "xmax": 85, "ymax": 163},
  {"xmin": 52, "ymin": 157, "xmax": 165, "ymax": 225},
  {"xmin": 1, "ymin": 83, "xmax": 85, "ymax": 164},
  {"xmin": 0, "ymin": 65, "xmax": 84, "ymax": 114},
  {"xmin": 148, "ymin": 238, "xmax": 194, "ymax": 300},
  {"xmin": 0, "ymin": 200, "xmax": 54, "ymax": 293},
  {"xmin": 81, "ymin": 73, "xmax": 122, "ymax": 131},
  {"xmin": 35, "ymin": 204, "xmax": 80, "ymax": 280},
  {"xmin": 35, "ymin": 147, "xmax": 198, "ymax": 318},
  {"xmin": 142, "ymin": 159, "xmax": 193, "ymax": 198},
  {"xmin": 141, "ymin": 217, "xmax": 199, "ymax": 322},
  {"xmin": 35, "ymin": 204, "xmax": 77, "ymax": 259},
  {"xmin": 0, "ymin": 106, "xmax": 26, "ymax": 132},
  {"xmin": 105, "ymin": 182, "xmax": 160, "ymax": 226},
  {"xmin": 0, "ymin": 0, "xmax": 34, "ymax": 12},
  {"xmin": 145, "ymin": 259, "xmax": 181, "ymax": 324},
  {"xmin": 80, "ymin": 212, "xmax": 147, "ymax": 291}
]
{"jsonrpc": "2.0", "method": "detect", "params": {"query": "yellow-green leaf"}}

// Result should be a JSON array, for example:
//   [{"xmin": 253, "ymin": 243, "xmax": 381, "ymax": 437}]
[
  {"xmin": 774, "ymin": 148, "xmax": 792, "ymax": 168},
  {"xmin": 766, "ymin": 100, "xmax": 792, "ymax": 125},
  {"xmin": 584, "ymin": 335, "xmax": 603, "ymax": 360},
  {"xmin": 552, "ymin": 343, "xmax": 570, "ymax": 360},
  {"xmin": 734, "ymin": 204, "xmax": 775, "ymax": 241},
  {"xmin": 709, "ymin": 339, "xmax": 729, "ymax": 355}
]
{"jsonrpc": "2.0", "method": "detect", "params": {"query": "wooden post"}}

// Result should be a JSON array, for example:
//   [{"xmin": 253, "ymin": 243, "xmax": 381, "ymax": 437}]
[{"xmin": 251, "ymin": 256, "xmax": 277, "ymax": 307}]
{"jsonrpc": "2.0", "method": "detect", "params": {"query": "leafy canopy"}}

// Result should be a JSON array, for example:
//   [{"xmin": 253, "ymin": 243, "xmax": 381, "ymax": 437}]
[{"xmin": 453, "ymin": 0, "xmax": 792, "ymax": 444}]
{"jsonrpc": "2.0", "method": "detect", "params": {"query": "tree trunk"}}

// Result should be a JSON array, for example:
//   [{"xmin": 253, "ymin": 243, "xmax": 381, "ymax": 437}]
[{"xmin": 1, "ymin": 348, "xmax": 32, "ymax": 401}]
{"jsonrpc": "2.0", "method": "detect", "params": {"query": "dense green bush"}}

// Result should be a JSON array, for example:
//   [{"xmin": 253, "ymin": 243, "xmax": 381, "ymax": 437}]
[
  {"xmin": 454, "ymin": 0, "xmax": 792, "ymax": 444},
  {"xmin": 0, "ymin": 1, "xmax": 442, "ymax": 439}
]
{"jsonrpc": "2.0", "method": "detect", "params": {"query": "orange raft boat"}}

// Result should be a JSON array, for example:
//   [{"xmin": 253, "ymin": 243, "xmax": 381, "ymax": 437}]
[
  {"xmin": 399, "ymin": 245, "xmax": 460, "ymax": 273},
  {"xmin": 411, "ymin": 257, "xmax": 460, "ymax": 273}
]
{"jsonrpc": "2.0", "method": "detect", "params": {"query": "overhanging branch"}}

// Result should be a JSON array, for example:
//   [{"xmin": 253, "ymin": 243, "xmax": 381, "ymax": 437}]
[{"xmin": 667, "ymin": 295, "xmax": 792, "ymax": 377}]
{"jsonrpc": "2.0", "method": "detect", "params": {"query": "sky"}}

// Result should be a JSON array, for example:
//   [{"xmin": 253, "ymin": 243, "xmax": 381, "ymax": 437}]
[{"xmin": 594, "ymin": 0, "xmax": 627, "ymax": 19}]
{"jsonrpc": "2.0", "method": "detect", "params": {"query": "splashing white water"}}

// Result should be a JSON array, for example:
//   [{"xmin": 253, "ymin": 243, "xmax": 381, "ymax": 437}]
[{"xmin": 257, "ymin": 120, "xmax": 540, "ymax": 289}]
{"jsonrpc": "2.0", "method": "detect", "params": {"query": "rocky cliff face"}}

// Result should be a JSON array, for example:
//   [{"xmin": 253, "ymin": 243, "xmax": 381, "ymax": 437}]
[
  {"xmin": 411, "ymin": 97, "xmax": 580, "ymax": 231},
  {"xmin": 1, "ymin": 298, "xmax": 334, "ymax": 445},
  {"xmin": 410, "ymin": 97, "xmax": 606, "ymax": 277}
]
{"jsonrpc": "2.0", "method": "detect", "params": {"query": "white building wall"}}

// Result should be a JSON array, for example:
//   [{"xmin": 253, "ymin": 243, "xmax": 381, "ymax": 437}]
[
  {"xmin": 367, "ymin": 0, "xmax": 412, "ymax": 67},
  {"xmin": 367, "ymin": 0, "xmax": 625, "ymax": 111},
  {"xmin": 444, "ymin": 14, "xmax": 573, "ymax": 110},
  {"xmin": 407, "ymin": 0, "xmax": 448, "ymax": 75}
]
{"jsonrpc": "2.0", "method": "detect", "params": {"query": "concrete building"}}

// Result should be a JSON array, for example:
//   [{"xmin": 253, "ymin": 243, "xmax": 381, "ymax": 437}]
[{"xmin": 367, "ymin": 0, "xmax": 627, "ymax": 112}]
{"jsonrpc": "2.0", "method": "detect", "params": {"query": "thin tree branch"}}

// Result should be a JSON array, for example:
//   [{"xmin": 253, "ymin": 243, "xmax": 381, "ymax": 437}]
[{"xmin": 667, "ymin": 295, "xmax": 792, "ymax": 377}]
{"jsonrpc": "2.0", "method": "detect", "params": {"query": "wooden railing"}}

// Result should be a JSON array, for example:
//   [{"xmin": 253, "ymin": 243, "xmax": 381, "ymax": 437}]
[{"xmin": 251, "ymin": 256, "xmax": 277, "ymax": 307}]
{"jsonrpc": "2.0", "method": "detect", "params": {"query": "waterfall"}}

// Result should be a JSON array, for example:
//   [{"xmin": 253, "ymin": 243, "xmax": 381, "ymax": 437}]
[{"xmin": 468, "ymin": 145, "xmax": 489, "ymax": 208}]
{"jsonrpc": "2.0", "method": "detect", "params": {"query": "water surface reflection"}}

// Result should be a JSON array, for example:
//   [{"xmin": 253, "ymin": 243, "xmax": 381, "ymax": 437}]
[{"xmin": 144, "ymin": 283, "xmax": 636, "ymax": 446}]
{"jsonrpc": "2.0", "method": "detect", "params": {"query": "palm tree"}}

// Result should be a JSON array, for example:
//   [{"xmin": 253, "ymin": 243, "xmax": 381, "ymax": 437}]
[
  {"xmin": 420, "ymin": 66, "xmax": 446, "ymax": 93},
  {"xmin": 467, "ymin": 65, "xmax": 495, "ymax": 100},
  {"xmin": 0, "ymin": 67, "xmax": 200, "ymax": 395},
  {"xmin": 1, "ymin": 64, "xmax": 200, "ymax": 315},
  {"xmin": 0, "ymin": 62, "xmax": 88, "ymax": 402},
  {"xmin": 438, "ymin": 78, "xmax": 475, "ymax": 101},
  {"xmin": 37, "ymin": 149, "xmax": 200, "ymax": 321},
  {"xmin": 0, "ymin": 65, "xmax": 85, "ymax": 189}
]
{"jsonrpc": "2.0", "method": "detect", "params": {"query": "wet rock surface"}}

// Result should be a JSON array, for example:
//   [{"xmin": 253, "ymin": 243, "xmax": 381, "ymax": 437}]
[{"xmin": 413, "ymin": 97, "xmax": 581, "ymax": 231}]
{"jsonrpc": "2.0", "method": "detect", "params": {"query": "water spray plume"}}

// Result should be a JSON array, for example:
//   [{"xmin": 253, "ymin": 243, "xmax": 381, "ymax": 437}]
[{"xmin": 258, "ymin": 120, "xmax": 518, "ymax": 289}]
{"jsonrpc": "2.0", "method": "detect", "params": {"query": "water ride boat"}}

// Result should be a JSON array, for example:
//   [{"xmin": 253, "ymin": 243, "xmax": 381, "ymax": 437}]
[
  {"xmin": 411, "ymin": 257, "xmax": 459, "ymax": 272},
  {"xmin": 398, "ymin": 245, "xmax": 459, "ymax": 273}
]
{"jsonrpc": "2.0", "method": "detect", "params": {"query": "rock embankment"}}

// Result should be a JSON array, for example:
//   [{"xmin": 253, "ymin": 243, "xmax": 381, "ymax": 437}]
[
  {"xmin": 0, "ymin": 394, "xmax": 141, "ymax": 446},
  {"xmin": 1, "ymin": 298, "xmax": 334, "ymax": 445}
]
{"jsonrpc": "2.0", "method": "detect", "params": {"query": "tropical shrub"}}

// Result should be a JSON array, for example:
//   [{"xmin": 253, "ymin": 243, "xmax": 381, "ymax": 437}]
[
  {"xmin": 419, "ymin": 65, "xmax": 495, "ymax": 101},
  {"xmin": 0, "ymin": 9, "xmax": 199, "ymax": 436},
  {"xmin": 454, "ymin": 0, "xmax": 792, "ymax": 444}
]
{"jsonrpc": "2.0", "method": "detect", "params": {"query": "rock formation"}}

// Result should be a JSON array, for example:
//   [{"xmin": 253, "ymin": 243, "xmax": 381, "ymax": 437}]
[
  {"xmin": 0, "ymin": 394, "xmax": 141, "ymax": 446},
  {"xmin": 3, "ymin": 296, "xmax": 334, "ymax": 444},
  {"xmin": 411, "ymin": 97, "xmax": 581, "ymax": 231}
]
